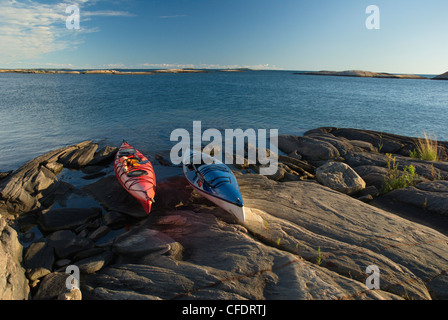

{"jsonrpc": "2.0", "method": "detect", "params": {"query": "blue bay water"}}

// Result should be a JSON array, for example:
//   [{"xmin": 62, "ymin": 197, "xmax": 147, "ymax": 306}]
[{"xmin": 1, "ymin": 71, "xmax": 447, "ymax": 172}]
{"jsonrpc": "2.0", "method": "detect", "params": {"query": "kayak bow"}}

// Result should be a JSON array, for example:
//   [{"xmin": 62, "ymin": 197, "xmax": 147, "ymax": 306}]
[
  {"xmin": 114, "ymin": 141, "xmax": 156, "ymax": 214},
  {"xmin": 183, "ymin": 149, "xmax": 245, "ymax": 222}
]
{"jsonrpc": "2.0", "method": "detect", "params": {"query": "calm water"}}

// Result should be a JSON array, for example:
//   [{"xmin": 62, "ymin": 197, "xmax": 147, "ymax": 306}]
[{"xmin": 1, "ymin": 71, "xmax": 447, "ymax": 172}]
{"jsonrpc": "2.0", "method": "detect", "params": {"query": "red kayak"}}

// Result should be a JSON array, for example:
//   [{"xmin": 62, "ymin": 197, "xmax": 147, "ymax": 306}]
[{"xmin": 114, "ymin": 141, "xmax": 156, "ymax": 214}]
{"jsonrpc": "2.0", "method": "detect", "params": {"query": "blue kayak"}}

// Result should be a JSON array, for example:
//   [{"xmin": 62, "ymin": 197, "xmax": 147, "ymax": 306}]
[{"xmin": 182, "ymin": 150, "xmax": 245, "ymax": 222}]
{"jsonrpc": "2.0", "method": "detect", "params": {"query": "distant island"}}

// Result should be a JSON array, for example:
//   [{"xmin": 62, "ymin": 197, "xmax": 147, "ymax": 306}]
[
  {"xmin": 433, "ymin": 71, "xmax": 448, "ymax": 80},
  {"xmin": 0, "ymin": 69, "xmax": 207, "ymax": 75},
  {"xmin": 0, "ymin": 68, "xmax": 249, "ymax": 75},
  {"xmin": 295, "ymin": 70, "xmax": 428, "ymax": 80}
]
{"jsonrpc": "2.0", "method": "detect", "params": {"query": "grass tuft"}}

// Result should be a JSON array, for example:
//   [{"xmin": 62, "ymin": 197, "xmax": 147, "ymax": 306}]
[
  {"xmin": 316, "ymin": 247, "xmax": 322, "ymax": 266},
  {"xmin": 382, "ymin": 154, "xmax": 417, "ymax": 193},
  {"xmin": 409, "ymin": 132, "xmax": 439, "ymax": 161}
]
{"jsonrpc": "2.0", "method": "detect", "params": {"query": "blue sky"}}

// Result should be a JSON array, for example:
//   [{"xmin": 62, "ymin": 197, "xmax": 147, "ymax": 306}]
[{"xmin": 1, "ymin": 0, "xmax": 447, "ymax": 74}]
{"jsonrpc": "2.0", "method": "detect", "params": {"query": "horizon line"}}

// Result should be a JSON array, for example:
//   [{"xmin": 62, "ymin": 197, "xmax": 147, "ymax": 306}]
[{"xmin": 0, "ymin": 67, "xmax": 442, "ymax": 76}]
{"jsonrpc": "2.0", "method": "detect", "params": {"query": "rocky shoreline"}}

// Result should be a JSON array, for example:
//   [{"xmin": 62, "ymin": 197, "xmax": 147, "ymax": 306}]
[
  {"xmin": 296, "ymin": 70, "xmax": 448, "ymax": 80},
  {"xmin": 2, "ymin": 69, "xmax": 448, "ymax": 80},
  {"xmin": 0, "ymin": 68, "xmax": 247, "ymax": 75},
  {"xmin": 1, "ymin": 127, "xmax": 448, "ymax": 300},
  {"xmin": 297, "ymin": 70, "xmax": 427, "ymax": 79},
  {"xmin": 433, "ymin": 71, "xmax": 448, "ymax": 80}
]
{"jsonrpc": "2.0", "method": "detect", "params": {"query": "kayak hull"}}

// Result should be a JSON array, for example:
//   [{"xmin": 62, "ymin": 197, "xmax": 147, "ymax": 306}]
[
  {"xmin": 194, "ymin": 187, "xmax": 246, "ymax": 222},
  {"xmin": 114, "ymin": 142, "xmax": 156, "ymax": 214},
  {"xmin": 183, "ymin": 150, "xmax": 245, "ymax": 222}
]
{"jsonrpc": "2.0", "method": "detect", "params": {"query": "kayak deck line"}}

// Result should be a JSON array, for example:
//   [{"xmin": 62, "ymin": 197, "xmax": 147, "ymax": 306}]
[
  {"xmin": 183, "ymin": 149, "xmax": 246, "ymax": 222},
  {"xmin": 114, "ymin": 142, "xmax": 156, "ymax": 215}
]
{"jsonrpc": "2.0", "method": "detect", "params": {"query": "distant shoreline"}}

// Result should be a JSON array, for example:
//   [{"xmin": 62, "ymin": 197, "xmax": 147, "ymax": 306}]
[
  {"xmin": 0, "ymin": 68, "xmax": 250, "ymax": 75},
  {"xmin": 295, "ymin": 70, "xmax": 430, "ymax": 80},
  {"xmin": 2, "ymin": 68, "xmax": 446, "ymax": 80},
  {"xmin": 294, "ymin": 69, "xmax": 448, "ymax": 80}
]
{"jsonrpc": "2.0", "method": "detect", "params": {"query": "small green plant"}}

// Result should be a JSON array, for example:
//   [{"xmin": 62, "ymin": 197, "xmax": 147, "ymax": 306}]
[
  {"xmin": 408, "ymin": 149, "xmax": 419, "ymax": 158},
  {"xmin": 316, "ymin": 247, "xmax": 323, "ymax": 266},
  {"xmin": 430, "ymin": 164, "xmax": 442, "ymax": 181},
  {"xmin": 422, "ymin": 197, "xmax": 428, "ymax": 210},
  {"xmin": 377, "ymin": 133, "xmax": 384, "ymax": 153},
  {"xmin": 382, "ymin": 154, "xmax": 417, "ymax": 193},
  {"xmin": 409, "ymin": 132, "xmax": 439, "ymax": 161},
  {"xmin": 263, "ymin": 220, "xmax": 269, "ymax": 231}
]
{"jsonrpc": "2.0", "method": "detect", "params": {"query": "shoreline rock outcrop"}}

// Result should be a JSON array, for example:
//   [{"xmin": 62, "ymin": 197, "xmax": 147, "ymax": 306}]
[
  {"xmin": 1, "ymin": 128, "xmax": 448, "ymax": 300},
  {"xmin": 0, "ymin": 141, "xmax": 116, "ymax": 215},
  {"xmin": 433, "ymin": 71, "xmax": 448, "ymax": 80},
  {"xmin": 0, "ymin": 69, "xmax": 216, "ymax": 75},
  {"xmin": 296, "ymin": 70, "xmax": 427, "ymax": 80},
  {"xmin": 0, "ymin": 215, "xmax": 29, "ymax": 299},
  {"xmin": 278, "ymin": 127, "xmax": 448, "ymax": 216}
]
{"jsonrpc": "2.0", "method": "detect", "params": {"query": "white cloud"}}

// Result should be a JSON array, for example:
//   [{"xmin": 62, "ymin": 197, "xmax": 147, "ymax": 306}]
[
  {"xmin": 100, "ymin": 63, "xmax": 127, "ymax": 69},
  {"xmin": 136, "ymin": 62, "xmax": 281, "ymax": 70},
  {"xmin": 84, "ymin": 10, "xmax": 135, "ymax": 17},
  {"xmin": 159, "ymin": 14, "xmax": 186, "ymax": 19},
  {"xmin": 0, "ymin": 0, "xmax": 133, "ymax": 66},
  {"xmin": 197, "ymin": 63, "xmax": 281, "ymax": 70},
  {"xmin": 138, "ymin": 63, "xmax": 196, "ymax": 69}
]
